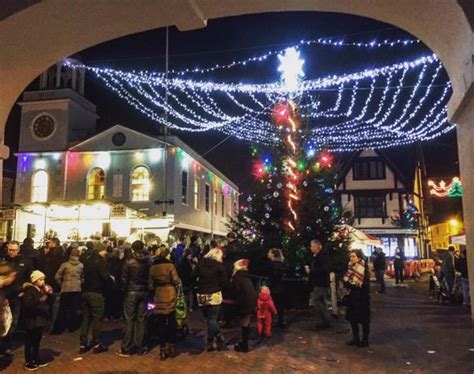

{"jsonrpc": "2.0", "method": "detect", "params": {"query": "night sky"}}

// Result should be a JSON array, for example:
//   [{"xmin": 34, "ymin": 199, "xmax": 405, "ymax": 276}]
[{"xmin": 4, "ymin": 11, "xmax": 461, "ymax": 223}]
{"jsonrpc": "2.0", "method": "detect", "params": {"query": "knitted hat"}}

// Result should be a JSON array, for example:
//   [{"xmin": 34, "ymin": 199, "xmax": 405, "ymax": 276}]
[
  {"xmin": 30, "ymin": 270, "xmax": 46, "ymax": 284},
  {"xmin": 205, "ymin": 248, "xmax": 223, "ymax": 263}
]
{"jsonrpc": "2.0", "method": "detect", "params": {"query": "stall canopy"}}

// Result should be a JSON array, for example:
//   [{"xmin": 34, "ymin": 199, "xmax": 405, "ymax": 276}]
[{"xmin": 341, "ymin": 225, "xmax": 382, "ymax": 248}]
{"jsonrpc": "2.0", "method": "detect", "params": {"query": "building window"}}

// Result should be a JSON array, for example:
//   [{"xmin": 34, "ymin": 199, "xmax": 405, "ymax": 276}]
[
  {"xmin": 213, "ymin": 190, "xmax": 218, "ymax": 215},
  {"xmin": 31, "ymin": 170, "xmax": 48, "ymax": 202},
  {"xmin": 221, "ymin": 192, "xmax": 225, "ymax": 217},
  {"xmin": 182, "ymin": 171, "xmax": 188, "ymax": 204},
  {"xmin": 205, "ymin": 184, "xmax": 210, "ymax": 212},
  {"xmin": 354, "ymin": 195, "xmax": 385, "ymax": 218},
  {"xmin": 131, "ymin": 166, "xmax": 150, "ymax": 202},
  {"xmin": 194, "ymin": 178, "xmax": 200, "ymax": 210},
  {"xmin": 87, "ymin": 167, "xmax": 105, "ymax": 200},
  {"xmin": 353, "ymin": 158, "xmax": 385, "ymax": 180}
]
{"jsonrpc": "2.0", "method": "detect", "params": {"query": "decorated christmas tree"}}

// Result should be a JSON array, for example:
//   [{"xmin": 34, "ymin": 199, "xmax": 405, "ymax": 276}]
[
  {"xmin": 228, "ymin": 96, "xmax": 352, "ymax": 276},
  {"xmin": 391, "ymin": 194, "xmax": 420, "ymax": 229}
]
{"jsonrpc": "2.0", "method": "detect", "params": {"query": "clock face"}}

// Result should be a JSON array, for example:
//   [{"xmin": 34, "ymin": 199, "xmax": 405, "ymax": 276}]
[{"xmin": 32, "ymin": 115, "xmax": 56, "ymax": 140}]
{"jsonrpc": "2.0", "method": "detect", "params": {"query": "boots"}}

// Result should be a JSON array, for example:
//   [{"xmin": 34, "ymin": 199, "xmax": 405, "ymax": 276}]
[
  {"xmin": 358, "ymin": 323, "xmax": 370, "ymax": 347},
  {"xmin": 234, "ymin": 326, "xmax": 250, "ymax": 353},
  {"xmin": 347, "ymin": 322, "xmax": 360, "ymax": 346},
  {"xmin": 215, "ymin": 333, "xmax": 225, "ymax": 351},
  {"xmin": 167, "ymin": 343, "xmax": 176, "ymax": 358},
  {"xmin": 206, "ymin": 340, "xmax": 215, "ymax": 352},
  {"xmin": 159, "ymin": 345, "xmax": 168, "ymax": 361}
]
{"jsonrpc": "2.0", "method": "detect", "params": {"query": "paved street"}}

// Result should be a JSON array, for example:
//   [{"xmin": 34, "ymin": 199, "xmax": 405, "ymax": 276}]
[{"xmin": 2, "ymin": 280, "xmax": 473, "ymax": 374}]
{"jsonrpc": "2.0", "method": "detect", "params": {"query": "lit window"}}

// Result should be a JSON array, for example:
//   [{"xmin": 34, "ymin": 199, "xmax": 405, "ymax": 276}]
[
  {"xmin": 131, "ymin": 166, "xmax": 150, "ymax": 202},
  {"xmin": 87, "ymin": 168, "xmax": 106, "ymax": 200},
  {"xmin": 194, "ymin": 178, "xmax": 200, "ymax": 210},
  {"xmin": 31, "ymin": 170, "xmax": 48, "ymax": 202},
  {"xmin": 182, "ymin": 171, "xmax": 188, "ymax": 204}
]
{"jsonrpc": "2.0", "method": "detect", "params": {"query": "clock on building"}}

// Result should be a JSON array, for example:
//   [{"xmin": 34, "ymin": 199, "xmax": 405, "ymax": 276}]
[{"xmin": 31, "ymin": 114, "xmax": 56, "ymax": 140}]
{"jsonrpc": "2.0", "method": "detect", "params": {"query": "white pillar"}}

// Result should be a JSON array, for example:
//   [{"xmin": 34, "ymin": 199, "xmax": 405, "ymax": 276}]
[{"xmin": 456, "ymin": 90, "xmax": 474, "ymax": 322}]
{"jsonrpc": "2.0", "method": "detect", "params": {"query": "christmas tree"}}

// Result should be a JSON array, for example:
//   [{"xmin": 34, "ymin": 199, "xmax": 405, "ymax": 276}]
[
  {"xmin": 228, "ymin": 99, "xmax": 353, "ymax": 276},
  {"xmin": 448, "ymin": 177, "xmax": 463, "ymax": 197},
  {"xmin": 391, "ymin": 194, "xmax": 420, "ymax": 229}
]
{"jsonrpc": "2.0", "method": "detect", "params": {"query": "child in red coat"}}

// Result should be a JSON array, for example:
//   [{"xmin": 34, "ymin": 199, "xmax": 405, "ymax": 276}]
[{"xmin": 257, "ymin": 286, "xmax": 277, "ymax": 337}]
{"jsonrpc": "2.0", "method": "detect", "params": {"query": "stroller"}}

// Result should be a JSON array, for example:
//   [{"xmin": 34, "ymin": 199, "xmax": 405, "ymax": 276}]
[
  {"xmin": 429, "ymin": 272, "xmax": 449, "ymax": 304},
  {"xmin": 146, "ymin": 284, "xmax": 189, "ymax": 343}
]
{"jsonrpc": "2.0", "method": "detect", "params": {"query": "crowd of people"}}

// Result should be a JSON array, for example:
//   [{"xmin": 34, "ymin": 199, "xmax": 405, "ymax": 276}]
[{"xmin": 0, "ymin": 233, "xmax": 376, "ymax": 371}]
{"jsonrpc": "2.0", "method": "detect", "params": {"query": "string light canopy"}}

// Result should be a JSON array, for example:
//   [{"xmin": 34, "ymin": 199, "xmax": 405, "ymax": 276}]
[{"xmin": 67, "ymin": 37, "xmax": 454, "ymax": 152}]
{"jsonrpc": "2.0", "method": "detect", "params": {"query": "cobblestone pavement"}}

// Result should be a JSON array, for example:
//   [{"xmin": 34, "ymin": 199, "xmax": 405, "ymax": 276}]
[{"xmin": 2, "ymin": 280, "xmax": 473, "ymax": 374}]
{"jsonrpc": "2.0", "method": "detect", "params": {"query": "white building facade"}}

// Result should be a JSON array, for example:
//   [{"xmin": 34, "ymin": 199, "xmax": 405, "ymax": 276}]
[
  {"xmin": 337, "ymin": 149, "xmax": 419, "ymax": 258},
  {"xmin": 9, "ymin": 62, "xmax": 238, "ymax": 244}
]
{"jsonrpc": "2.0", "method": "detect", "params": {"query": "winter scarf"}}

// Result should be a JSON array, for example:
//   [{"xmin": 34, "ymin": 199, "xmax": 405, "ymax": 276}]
[{"xmin": 343, "ymin": 259, "xmax": 366, "ymax": 288}]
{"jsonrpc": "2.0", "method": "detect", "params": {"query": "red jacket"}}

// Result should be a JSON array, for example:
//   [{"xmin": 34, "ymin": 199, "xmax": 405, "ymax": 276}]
[{"xmin": 257, "ymin": 288, "xmax": 277, "ymax": 319}]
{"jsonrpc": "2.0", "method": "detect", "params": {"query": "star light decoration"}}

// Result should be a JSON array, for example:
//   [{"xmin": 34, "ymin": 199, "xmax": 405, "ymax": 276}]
[{"xmin": 277, "ymin": 47, "xmax": 305, "ymax": 93}]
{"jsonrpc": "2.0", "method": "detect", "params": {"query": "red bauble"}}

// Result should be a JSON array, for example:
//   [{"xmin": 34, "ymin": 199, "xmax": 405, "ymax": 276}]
[
  {"xmin": 318, "ymin": 151, "xmax": 334, "ymax": 169},
  {"xmin": 272, "ymin": 102, "xmax": 291, "ymax": 126}
]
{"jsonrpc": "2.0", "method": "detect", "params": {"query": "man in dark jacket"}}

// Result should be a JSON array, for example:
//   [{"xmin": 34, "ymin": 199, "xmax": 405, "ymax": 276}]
[
  {"xmin": 38, "ymin": 238, "xmax": 64, "ymax": 333},
  {"xmin": 80, "ymin": 242, "xmax": 111, "ymax": 354},
  {"xmin": 222, "ymin": 232, "xmax": 245, "ymax": 328},
  {"xmin": 372, "ymin": 247, "xmax": 386, "ymax": 294},
  {"xmin": 305, "ymin": 239, "xmax": 331, "ymax": 328},
  {"xmin": 1, "ymin": 241, "xmax": 33, "ymax": 351},
  {"xmin": 116, "ymin": 240, "xmax": 151, "ymax": 357}
]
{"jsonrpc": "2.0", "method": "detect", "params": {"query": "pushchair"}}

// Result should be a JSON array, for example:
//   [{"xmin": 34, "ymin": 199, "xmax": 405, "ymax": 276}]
[
  {"xmin": 146, "ymin": 284, "xmax": 189, "ymax": 343},
  {"xmin": 430, "ymin": 272, "xmax": 450, "ymax": 304}
]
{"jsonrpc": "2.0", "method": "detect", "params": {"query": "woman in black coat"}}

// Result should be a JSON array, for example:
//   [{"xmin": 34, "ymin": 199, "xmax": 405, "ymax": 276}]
[
  {"xmin": 192, "ymin": 248, "xmax": 229, "ymax": 352},
  {"xmin": 266, "ymin": 249, "xmax": 285, "ymax": 328},
  {"xmin": 343, "ymin": 250, "xmax": 370, "ymax": 347},
  {"xmin": 232, "ymin": 259, "xmax": 257, "ymax": 353}
]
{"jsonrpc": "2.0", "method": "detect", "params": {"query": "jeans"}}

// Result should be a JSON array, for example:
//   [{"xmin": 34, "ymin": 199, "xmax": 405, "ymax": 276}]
[
  {"xmin": 461, "ymin": 277, "xmax": 470, "ymax": 305},
  {"xmin": 48, "ymin": 293, "xmax": 61, "ymax": 332},
  {"xmin": 375, "ymin": 270, "xmax": 386, "ymax": 293},
  {"xmin": 201, "ymin": 305, "xmax": 220, "ymax": 342},
  {"xmin": 395, "ymin": 268, "xmax": 404, "ymax": 284},
  {"xmin": 444, "ymin": 273, "xmax": 455, "ymax": 296},
  {"xmin": 80, "ymin": 292, "xmax": 105, "ymax": 347},
  {"xmin": 184, "ymin": 289, "xmax": 194, "ymax": 311},
  {"xmin": 310, "ymin": 286, "xmax": 331, "ymax": 325},
  {"xmin": 24, "ymin": 327, "xmax": 43, "ymax": 364},
  {"xmin": 55, "ymin": 292, "xmax": 82, "ymax": 333},
  {"xmin": 121, "ymin": 291, "xmax": 148, "ymax": 352},
  {"xmin": 155, "ymin": 312, "xmax": 176, "ymax": 348}
]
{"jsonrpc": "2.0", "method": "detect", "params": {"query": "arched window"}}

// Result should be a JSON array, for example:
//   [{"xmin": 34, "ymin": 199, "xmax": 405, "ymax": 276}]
[
  {"xmin": 87, "ymin": 168, "xmax": 105, "ymax": 200},
  {"xmin": 31, "ymin": 170, "xmax": 48, "ymax": 203},
  {"xmin": 131, "ymin": 166, "xmax": 150, "ymax": 201}
]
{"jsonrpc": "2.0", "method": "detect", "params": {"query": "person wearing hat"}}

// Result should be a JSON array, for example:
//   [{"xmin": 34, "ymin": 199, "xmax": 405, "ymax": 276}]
[
  {"xmin": 79, "ymin": 242, "xmax": 112, "ymax": 354},
  {"xmin": 21, "ymin": 270, "xmax": 52, "ymax": 370},
  {"xmin": 54, "ymin": 248, "xmax": 83, "ymax": 333},
  {"xmin": 232, "ymin": 259, "xmax": 257, "ymax": 353}
]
